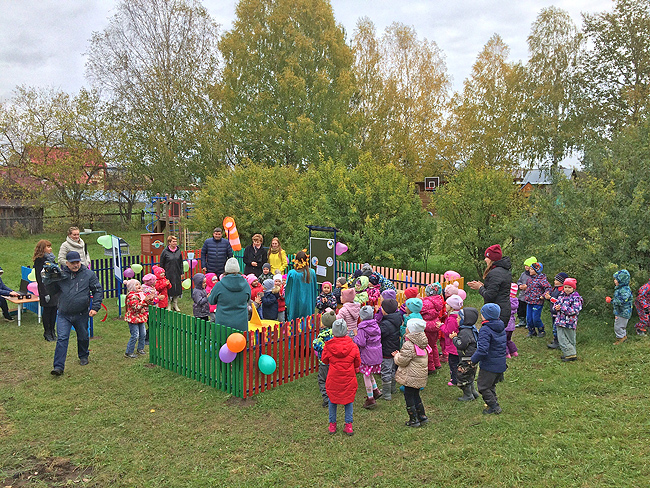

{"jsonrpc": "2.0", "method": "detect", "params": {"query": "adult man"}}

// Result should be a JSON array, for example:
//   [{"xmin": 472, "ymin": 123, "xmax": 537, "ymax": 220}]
[
  {"xmin": 201, "ymin": 227, "xmax": 233, "ymax": 276},
  {"xmin": 47, "ymin": 251, "xmax": 103, "ymax": 376},
  {"xmin": 57, "ymin": 226, "xmax": 90, "ymax": 267}
]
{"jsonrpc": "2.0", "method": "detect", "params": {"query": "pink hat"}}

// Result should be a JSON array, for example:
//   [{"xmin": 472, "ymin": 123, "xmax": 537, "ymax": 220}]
[
  {"xmin": 246, "ymin": 274, "xmax": 257, "ymax": 285},
  {"xmin": 445, "ymin": 283, "xmax": 459, "ymax": 297},
  {"xmin": 341, "ymin": 288, "xmax": 356, "ymax": 303},
  {"xmin": 143, "ymin": 273, "xmax": 156, "ymax": 285},
  {"xmin": 322, "ymin": 281, "xmax": 332, "ymax": 291},
  {"xmin": 563, "ymin": 278, "xmax": 577, "ymax": 289},
  {"xmin": 510, "ymin": 283, "xmax": 518, "ymax": 296},
  {"xmin": 447, "ymin": 294, "xmax": 463, "ymax": 311}
]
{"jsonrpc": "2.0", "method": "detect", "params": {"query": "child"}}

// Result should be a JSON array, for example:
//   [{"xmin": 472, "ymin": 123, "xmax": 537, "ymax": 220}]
[
  {"xmin": 506, "ymin": 283, "xmax": 519, "ymax": 358},
  {"xmin": 378, "ymin": 298, "xmax": 401, "ymax": 400},
  {"xmin": 440, "ymin": 294, "xmax": 463, "ymax": 386},
  {"xmin": 523, "ymin": 262, "xmax": 552, "ymax": 338},
  {"xmin": 516, "ymin": 257, "xmax": 536, "ymax": 327},
  {"xmin": 450, "ymin": 307, "xmax": 480, "ymax": 401},
  {"xmin": 337, "ymin": 288, "xmax": 360, "ymax": 337},
  {"xmin": 316, "ymin": 281, "xmax": 337, "ymax": 313},
  {"xmin": 153, "ymin": 266, "xmax": 171, "ymax": 309},
  {"xmin": 142, "ymin": 273, "xmax": 158, "ymax": 301},
  {"xmin": 261, "ymin": 279, "xmax": 279, "ymax": 320},
  {"xmin": 393, "ymin": 312, "xmax": 430, "ymax": 427},
  {"xmin": 247, "ymin": 274, "xmax": 264, "ymax": 302},
  {"xmin": 205, "ymin": 273, "xmax": 218, "ymax": 321},
  {"xmin": 612, "ymin": 269, "xmax": 634, "ymax": 344},
  {"xmin": 353, "ymin": 305, "xmax": 383, "ymax": 409},
  {"xmin": 333, "ymin": 277, "xmax": 347, "ymax": 305},
  {"xmin": 321, "ymin": 319, "xmax": 361, "ymax": 435},
  {"xmin": 553, "ymin": 278, "xmax": 583, "ymax": 361},
  {"xmin": 399, "ymin": 287, "xmax": 420, "ymax": 316},
  {"xmin": 258, "ymin": 263, "xmax": 274, "ymax": 285},
  {"xmin": 421, "ymin": 285, "xmax": 444, "ymax": 374},
  {"xmin": 635, "ymin": 276, "xmax": 650, "ymax": 336},
  {"xmin": 353, "ymin": 276, "xmax": 370, "ymax": 304},
  {"xmin": 470, "ymin": 303, "xmax": 507, "ymax": 414},
  {"xmin": 312, "ymin": 310, "xmax": 337, "ymax": 407},
  {"xmin": 401, "ymin": 297, "xmax": 424, "ymax": 342},
  {"xmin": 274, "ymin": 274, "xmax": 286, "ymax": 322},
  {"xmin": 192, "ymin": 273, "xmax": 210, "ymax": 321},
  {"xmin": 366, "ymin": 275, "xmax": 381, "ymax": 307},
  {"xmin": 545, "ymin": 272, "xmax": 568, "ymax": 349},
  {"xmin": 124, "ymin": 279, "xmax": 152, "ymax": 358}
]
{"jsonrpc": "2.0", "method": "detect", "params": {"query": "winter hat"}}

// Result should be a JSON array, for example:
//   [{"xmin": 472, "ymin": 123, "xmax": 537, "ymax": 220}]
[
  {"xmin": 263, "ymin": 279, "xmax": 274, "ymax": 292},
  {"xmin": 125, "ymin": 279, "xmax": 140, "ymax": 292},
  {"xmin": 381, "ymin": 298, "xmax": 398, "ymax": 314},
  {"xmin": 336, "ymin": 277, "xmax": 347, "ymax": 285},
  {"xmin": 381, "ymin": 289, "xmax": 397, "ymax": 301},
  {"xmin": 425, "ymin": 282, "xmax": 442, "ymax": 296},
  {"xmin": 524, "ymin": 256, "xmax": 537, "ymax": 267},
  {"xmin": 193, "ymin": 273, "xmax": 206, "ymax": 288},
  {"xmin": 143, "ymin": 273, "xmax": 156, "ymax": 285},
  {"xmin": 273, "ymin": 274, "xmax": 282, "ymax": 282},
  {"xmin": 445, "ymin": 282, "xmax": 459, "ymax": 296},
  {"xmin": 531, "ymin": 262, "xmax": 543, "ymax": 274},
  {"xmin": 224, "ymin": 257, "xmax": 240, "ymax": 274},
  {"xmin": 361, "ymin": 263, "xmax": 373, "ymax": 276},
  {"xmin": 459, "ymin": 307, "xmax": 479, "ymax": 327},
  {"xmin": 355, "ymin": 276, "xmax": 369, "ymax": 292},
  {"xmin": 406, "ymin": 318, "xmax": 426, "ymax": 334},
  {"xmin": 563, "ymin": 278, "xmax": 577, "ymax": 289},
  {"xmin": 405, "ymin": 297, "xmax": 423, "ymax": 314},
  {"xmin": 341, "ymin": 288, "xmax": 356, "ymax": 303},
  {"xmin": 332, "ymin": 319, "xmax": 348, "ymax": 337},
  {"xmin": 322, "ymin": 281, "xmax": 332, "ymax": 291},
  {"xmin": 555, "ymin": 272, "xmax": 568, "ymax": 283},
  {"xmin": 359, "ymin": 305, "xmax": 374, "ymax": 321},
  {"xmin": 153, "ymin": 267, "xmax": 165, "ymax": 278},
  {"xmin": 510, "ymin": 283, "xmax": 519, "ymax": 296},
  {"xmin": 446, "ymin": 294, "xmax": 464, "ymax": 311},
  {"xmin": 481, "ymin": 303, "xmax": 501, "ymax": 320},
  {"xmin": 246, "ymin": 274, "xmax": 257, "ymax": 286},
  {"xmin": 484, "ymin": 244, "xmax": 502, "ymax": 261},
  {"xmin": 320, "ymin": 310, "xmax": 337, "ymax": 328},
  {"xmin": 262, "ymin": 263, "xmax": 271, "ymax": 272},
  {"xmin": 368, "ymin": 274, "xmax": 379, "ymax": 286},
  {"xmin": 353, "ymin": 269, "xmax": 363, "ymax": 279},
  {"xmin": 404, "ymin": 287, "xmax": 419, "ymax": 299}
]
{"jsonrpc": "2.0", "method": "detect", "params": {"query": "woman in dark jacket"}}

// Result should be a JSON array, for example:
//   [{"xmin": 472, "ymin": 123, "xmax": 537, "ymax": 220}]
[
  {"xmin": 159, "ymin": 235, "xmax": 183, "ymax": 312},
  {"xmin": 33, "ymin": 239, "xmax": 60, "ymax": 341},
  {"xmin": 242, "ymin": 234, "xmax": 266, "ymax": 276},
  {"xmin": 467, "ymin": 244, "xmax": 512, "ymax": 326}
]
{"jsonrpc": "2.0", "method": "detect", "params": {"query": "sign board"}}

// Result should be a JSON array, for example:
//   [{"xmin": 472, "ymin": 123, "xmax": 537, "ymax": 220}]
[
  {"xmin": 309, "ymin": 237, "xmax": 336, "ymax": 285},
  {"xmin": 424, "ymin": 177, "xmax": 440, "ymax": 191},
  {"xmin": 111, "ymin": 235, "xmax": 123, "ymax": 282}
]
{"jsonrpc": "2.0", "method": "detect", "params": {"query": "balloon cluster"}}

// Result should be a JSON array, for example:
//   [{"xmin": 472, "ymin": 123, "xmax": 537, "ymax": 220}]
[
  {"xmin": 219, "ymin": 332, "xmax": 247, "ymax": 363},
  {"xmin": 123, "ymin": 264, "xmax": 144, "ymax": 279}
]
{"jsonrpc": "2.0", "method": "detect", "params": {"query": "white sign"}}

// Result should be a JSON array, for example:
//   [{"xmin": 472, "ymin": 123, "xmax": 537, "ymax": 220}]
[{"xmin": 111, "ymin": 235, "xmax": 123, "ymax": 282}]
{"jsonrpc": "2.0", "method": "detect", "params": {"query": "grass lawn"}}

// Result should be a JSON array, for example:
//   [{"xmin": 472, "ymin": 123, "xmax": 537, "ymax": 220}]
[{"xmin": 1, "ymin": 232, "xmax": 649, "ymax": 486}]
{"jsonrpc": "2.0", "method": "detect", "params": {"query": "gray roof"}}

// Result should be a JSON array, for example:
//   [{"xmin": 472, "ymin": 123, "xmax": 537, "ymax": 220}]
[{"xmin": 521, "ymin": 168, "xmax": 574, "ymax": 186}]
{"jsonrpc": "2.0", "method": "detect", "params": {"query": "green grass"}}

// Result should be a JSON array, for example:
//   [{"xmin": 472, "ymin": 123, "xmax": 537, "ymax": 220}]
[{"xmin": 1, "ymin": 234, "xmax": 649, "ymax": 486}]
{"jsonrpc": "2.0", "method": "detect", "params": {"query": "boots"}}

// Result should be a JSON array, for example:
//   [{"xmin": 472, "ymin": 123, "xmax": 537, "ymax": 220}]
[
  {"xmin": 470, "ymin": 384, "xmax": 480, "ymax": 399},
  {"xmin": 390, "ymin": 378, "xmax": 397, "ymax": 394},
  {"xmin": 547, "ymin": 338, "xmax": 560, "ymax": 349},
  {"xmin": 457, "ymin": 385, "xmax": 475, "ymax": 401},
  {"xmin": 415, "ymin": 402, "xmax": 428, "ymax": 424},
  {"xmin": 381, "ymin": 381, "xmax": 392, "ymax": 401},
  {"xmin": 172, "ymin": 296, "xmax": 181, "ymax": 312},
  {"xmin": 372, "ymin": 388, "xmax": 383, "ymax": 400},
  {"xmin": 405, "ymin": 405, "xmax": 420, "ymax": 428},
  {"xmin": 363, "ymin": 397, "xmax": 376, "ymax": 409}
]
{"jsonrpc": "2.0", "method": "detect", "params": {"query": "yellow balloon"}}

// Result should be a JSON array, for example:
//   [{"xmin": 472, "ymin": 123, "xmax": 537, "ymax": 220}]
[
  {"xmin": 131, "ymin": 263, "xmax": 143, "ymax": 274},
  {"xmin": 183, "ymin": 261, "xmax": 190, "ymax": 272},
  {"xmin": 182, "ymin": 278, "xmax": 191, "ymax": 289},
  {"xmin": 97, "ymin": 235, "xmax": 112, "ymax": 249},
  {"xmin": 28, "ymin": 269, "xmax": 36, "ymax": 281}
]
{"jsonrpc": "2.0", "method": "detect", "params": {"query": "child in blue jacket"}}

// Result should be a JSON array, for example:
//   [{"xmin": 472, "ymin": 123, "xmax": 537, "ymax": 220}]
[{"xmin": 612, "ymin": 269, "xmax": 634, "ymax": 345}]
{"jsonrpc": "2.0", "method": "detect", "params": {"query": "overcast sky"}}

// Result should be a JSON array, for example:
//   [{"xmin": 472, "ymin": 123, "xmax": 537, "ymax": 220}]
[{"xmin": 0, "ymin": 0, "xmax": 614, "ymax": 102}]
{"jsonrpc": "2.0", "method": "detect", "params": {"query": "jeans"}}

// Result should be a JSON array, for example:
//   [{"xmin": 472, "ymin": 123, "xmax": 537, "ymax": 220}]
[
  {"xmin": 329, "ymin": 401, "xmax": 353, "ymax": 423},
  {"xmin": 126, "ymin": 322, "xmax": 146, "ymax": 354},
  {"xmin": 526, "ymin": 304, "xmax": 544, "ymax": 332},
  {"xmin": 53, "ymin": 311, "xmax": 89, "ymax": 371}
]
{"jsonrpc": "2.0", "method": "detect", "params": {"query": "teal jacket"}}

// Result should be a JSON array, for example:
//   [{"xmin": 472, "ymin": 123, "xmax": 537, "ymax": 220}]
[
  {"xmin": 208, "ymin": 274, "xmax": 251, "ymax": 331},
  {"xmin": 612, "ymin": 270, "xmax": 634, "ymax": 319}
]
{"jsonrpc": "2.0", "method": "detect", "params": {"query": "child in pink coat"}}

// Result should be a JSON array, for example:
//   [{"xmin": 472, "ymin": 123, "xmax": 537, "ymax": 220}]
[
  {"xmin": 421, "ymin": 287, "xmax": 444, "ymax": 374},
  {"xmin": 440, "ymin": 294, "xmax": 463, "ymax": 386},
  {"xmin": 506, "ymin": 283, "xmax": 519, "ymax": 358},
  {"xmin": 337, "ymin": 288, "xmax": 361, "ymax": 337}
]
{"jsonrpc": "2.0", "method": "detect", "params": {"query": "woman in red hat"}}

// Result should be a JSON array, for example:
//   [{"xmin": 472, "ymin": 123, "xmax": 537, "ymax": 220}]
[{"xmin": 467, "ymin": 244, "xmax": 512, "ymax": 326}]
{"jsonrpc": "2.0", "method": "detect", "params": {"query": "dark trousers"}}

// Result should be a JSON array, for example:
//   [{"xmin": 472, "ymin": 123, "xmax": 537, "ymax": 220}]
[
  {"xmin": 0, "ymin": 296, "xmax": 10, "ymax": 319},
  {"xmin": 42, "ymin": 306, "xmax": 58, "ymax": 337},
  {"xmin": 318, "ymin": 363, "xmax": 329, "ymax": 401},
  {"xmin": 477, "ymin": 369, "xmax": 504, "ymax": 408},
  {"xmin": 448, "ymin": 353, "xmax": 459, "ymax": 385},
  {"xmin": 517, "ymin": 299, "xmax": 527, "ymax": 320},
  {"xmin": 403, "ymin": 386, "xmax": 422, "ymax": 408}
]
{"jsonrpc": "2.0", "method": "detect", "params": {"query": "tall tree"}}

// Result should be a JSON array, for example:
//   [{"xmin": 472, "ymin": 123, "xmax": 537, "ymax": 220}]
[
  {"xmin": 86, "ymin": 0, "xmax": 221, "ymax": 193},
  {"xmin": 216, "ymin": 0, "xmax": 358, "ymax": 169}
]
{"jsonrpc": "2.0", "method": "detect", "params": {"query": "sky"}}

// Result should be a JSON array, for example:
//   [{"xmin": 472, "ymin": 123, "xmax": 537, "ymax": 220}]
[{"xmin": 0, "ymin": 0, "xmax": 614, "ymax": 102}]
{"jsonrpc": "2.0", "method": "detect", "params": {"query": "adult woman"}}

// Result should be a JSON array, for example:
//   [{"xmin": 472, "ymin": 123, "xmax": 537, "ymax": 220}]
[
  {"xmin": 285, "ymin": 250, "xmax": 318, "ymax": 322},
  {"xmin": 243, "ymin": 234, "xmax": 266, "ymax": 276},
  {"xmin": 57, "ymin": 226, "xmax": 90, "ymax": 267},
  {"xmin": 467, "ymin": 244, "xmax": 512, "ymax": 326},
  {"xmin": 33, "ymin": 239, "xmax": 60, "ymax": 341},
  {"xmin": 159, "ymin": 235, "xmax": 183, "ymax": 312},
  {"xmin": 267, "ymin": 237, "xmax": 288, "ymax": 275},
  {"xmin": 208, "ymin": 258, "xmax": 251, "ymax": 331}
]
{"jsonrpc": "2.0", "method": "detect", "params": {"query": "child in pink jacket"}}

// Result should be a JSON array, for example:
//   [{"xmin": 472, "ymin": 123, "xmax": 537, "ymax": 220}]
[
  {"xmin": 337, "ymin": 288, "xmax": 361, "ymax": 338},
  {"xmin": 421, "ymin": 288, "xmax": 444, "ymax": 374},
  {"xmin": 440, "ymin": 294, "xmax": 463, "ymax": 386}
]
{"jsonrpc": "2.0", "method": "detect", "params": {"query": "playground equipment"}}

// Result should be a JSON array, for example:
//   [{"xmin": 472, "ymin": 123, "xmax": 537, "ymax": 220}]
[
  {"xmin": 144, "ymin": 194, "xmax": 193, "ymax": 249},
  {"xmin": 222, "ymin": 216, "xmax": 242, "ymax": 251}
]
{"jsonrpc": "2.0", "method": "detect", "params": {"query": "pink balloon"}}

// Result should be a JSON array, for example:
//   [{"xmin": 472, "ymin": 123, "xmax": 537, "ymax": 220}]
[
  {"xmin": 123, "ymin": 268, "xmax": 135, "ymax": 279},
  {"xmin": 335, "ymin": 242, "xmax": 348, "ymax": 256},
  {"xmin": 190, "ymin": 259, "xmax": 198, "ymax": 269},
  {"xmin": 458, "ymin": 289, "xmax": 467, "ymax": 300},
  {"xmin": 27, "ymin": 282, "xmax": 39, "ymax": 296}
]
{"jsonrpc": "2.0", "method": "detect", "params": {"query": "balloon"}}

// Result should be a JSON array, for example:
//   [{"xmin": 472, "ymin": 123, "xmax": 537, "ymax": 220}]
[
  {"xmin": 123, "ymin": 268, "xmax": 135, "ymax": 279},
  {"xmin": 189, "ymin": 259, "xmax": 198, "ymax": 269},
  {"xmin": 457, "ymin": 289, "xmax": 467, "ymax": 300},
  {"xmin": 605, "ymin": 296, "xmax": 611, "ymax": 303},
  {"xmin": 27, "ymin": 281, "xmax": 39, "ymax": 296},
  {"xmin": 226, "ymin": 332, "xmax": 246, "ymax": 353},
  {"xmin": 119, "ymin": 294, "xmax": 126, "ymax": 307},
  {"xmin": 182, "ymin": 278, "xmax": 191, "ymax": 289},
  {"xmin": 258, "ymin": 354, "xmax": 277, "ymax": 375},
  {"xmin": 219, "ymin": 343, "xmax": 237, "ymax": 363},
  {"xmin": 183, "ymin": 261, "xmax": 190, "ymax": 272},
  {"xmin": 27, "ymin": 269, "xmax": 36, "ymax": 281},
  {"xmin": 444, "ymin": 270, "xmax": 461, "ymax": 281},
  {"xmin": 97, "ymin": 234, "xmax": 112, "ymax": 249},
  {"xmin": 335, "ymin": 242, "xmax": 348, "ymax": 256},
  {"xmin": 131, "ymin": 263, "xmax": 143, "ymax": 274}
]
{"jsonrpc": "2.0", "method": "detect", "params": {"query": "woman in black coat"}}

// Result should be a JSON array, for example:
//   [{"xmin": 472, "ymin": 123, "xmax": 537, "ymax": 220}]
[
  {"xmin": 159, "ymin": 235, "xmax": 184, "ymax": 312},
  {"xmin": 242, "ymin": 234, "xmax": 266, "ymax": 276},
  {"xmin": 33, "ymin": 239, "xmax": 60, "ymax": 341},
  {"xmin": 467, "ymin": 244, "xmax": 512, "ymax": 326}
]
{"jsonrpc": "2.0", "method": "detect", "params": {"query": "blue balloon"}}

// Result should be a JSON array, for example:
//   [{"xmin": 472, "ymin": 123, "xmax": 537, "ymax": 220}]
[{"xmin": 258, "ymin": 354, "xmax": 276, "ymax": 375}]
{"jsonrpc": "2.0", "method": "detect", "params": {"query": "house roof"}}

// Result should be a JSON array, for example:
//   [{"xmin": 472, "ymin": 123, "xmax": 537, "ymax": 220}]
[{"xmin": 521, "ymin": 167, "xmax": 575, "ymax": 186}]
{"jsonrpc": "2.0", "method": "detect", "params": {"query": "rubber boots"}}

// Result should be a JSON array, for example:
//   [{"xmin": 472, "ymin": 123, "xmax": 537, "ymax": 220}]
[
  {"xmin": 172, "ymin": 296, "xmax": 181, "ymax": 312},
  {"xmin": 405, "ymin": 405, "xmax": 420, "ymax": 428},
  {"xmin": 415, "ymin": 403, "xmax": 428, "ymax": 424},
  {"xmin": 391, "ymin": 378, "xmax": 397, "ymax": 394},
  {"xmin": 457, "ymin": 385, "xmax": 475, "ymax": 401},
  {"xmin": 381, "ymin": 381, "xmax": 392, "ymax": 401},
  {"xmin": 470, "ymin": 384, "xmax": 480, "ymax": 399}
]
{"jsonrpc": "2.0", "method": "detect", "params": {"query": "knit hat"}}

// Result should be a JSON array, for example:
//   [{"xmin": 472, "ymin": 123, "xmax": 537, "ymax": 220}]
[
  {"xmin": 125, "ymin": 279, "xmax": 140, "ymax": 292},
  {"xmin": 224, "ymin": 257, "xmax": 240, "ymax": 274},
  {"xmin": 510, "ymin": 282, "xmax": 518, "ymax": 296},
  {"xmin": 484, "ymin": 244, "xmax": 502, "ymax": 261},
  {"xmin": 481, "ymin": 303, "xmax": 501, "ymax": 320},
  {"xmin": 404, "ymin": 287, "xmax": 419, "ymax": 299},
  {"xmin": 531, "ymin": 262, "xmax": 543, "ymax": 274},
  {"xmin": 381, "ymin": 289, "xmax": 397, "ymax": 301},
  {"xmin": 336, "ymin": 277, "xmax": 347, "ymax": 285},
  {"xmin": 143, "ymin": 273, "xmax": 156, "ymax": 285},
  {"xmin": 459, "ymin": 307, "xmax": 479, "ymax": 327},
  {"xmin": 368, "ymin": 274, "xmax": 379, "ymax": 286},
  {"xmin": 355, "ymin": 276, "xmax": 369, "ymax": 292},
  {"xmin": 361, "ymin": 263, "xmax": 373, "ymax": 275},
  {"xmin": 405, "ymin": 297, "xmax": 423, "ymax": 314},
  {"xmin": 273, "ymin": 274, "xmax": 282, "ymax": 282},
  {"xmin": 353, "ymin": 269, "xmax": 363, "ymax": 279},
  {"xmin": 332, "ymin": 319, "xmax": 348, "ymax": 337},
  {"xmin": 320, "ymin": 310, "xmax": 337, "ymax": 328},
  {"xmin": 322, "ymin": 281, "xmax": 332, "ymax": 291},
  {"xmin": 263, "ymin": 279, "xmax": 274, "ymax": 292},
  {"xmin": 446, "ymin": 294, "xmax": 463, "ymax": 311},
  {"xmin": 524, "ymin": 256, "xmax": 537, "ymax": 267},
  {"xmin": 445, "ymin": 283, "xmax": 459, "ymax": 296},
  {"xmin": 425, "ymin": 282, "xmax": 442, "ymax": 296},
  {"xmin": 563, "ymin": 278, "xmax": 577, "ymax": 289},
  {"xmin": 555, "ymin": 272, "xmax": 568, "ymax": 283},
  {"xmin": 341, "ymin": 288, "xmax": 356, "ymax": 303},
  {"xmin": 262, "ymin": 263, "xmax": 271, "ymax": 272},
  {"xmin": 359, "ymin": 305, "xmax": 374, "ymax": 321},
  {"xmin": 381, "ymin": 298, "xmax": 398, "ymax": 314},
  {"xmin": 246, "ymin": 274, "xmax": 257, "ymax": 285},
  {"xmin": 406, "ymin": 318, "xmax": 426, "ymax": 334}
]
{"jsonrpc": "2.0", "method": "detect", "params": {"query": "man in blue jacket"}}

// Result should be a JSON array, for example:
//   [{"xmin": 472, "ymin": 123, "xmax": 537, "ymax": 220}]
[
  {"xmin": 201, "ymin": 227, "xmax": 233, "ymax": 276},
  {"xmin": 46, "ymin": 251, "xmax": 103, "ymax": 376},
  {"xmin": 0, "ymin": 266, "xmax": 20, "ymax": 321}
]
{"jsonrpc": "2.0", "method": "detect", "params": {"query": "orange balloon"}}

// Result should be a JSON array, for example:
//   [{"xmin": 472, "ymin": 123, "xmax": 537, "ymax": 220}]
[{"xmin": 226, "ymin": 332, "xmax": 246, "ymax": 353}]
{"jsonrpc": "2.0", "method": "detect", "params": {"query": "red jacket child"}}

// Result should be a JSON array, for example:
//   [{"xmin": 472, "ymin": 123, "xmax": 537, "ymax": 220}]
[
  {"xmin": 153, "ymin": 266, "xmax": 171, "ymax": 309},
  {"xmin": 421, "ymin": 294, "xmax": 444, "ymax": 371},
  {"xmin": 322, "ymin": 321, "xmax": 361, "ymax": 405}
]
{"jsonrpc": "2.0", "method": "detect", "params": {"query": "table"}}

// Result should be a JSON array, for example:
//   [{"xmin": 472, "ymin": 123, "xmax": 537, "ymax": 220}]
[
  {"xmin": 5, "ymin": 296, "xmax": 41, "ymax": 327},
  {"xmin": 79, "ymin": 229, "xmax": 107, "ymax": 236}
]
